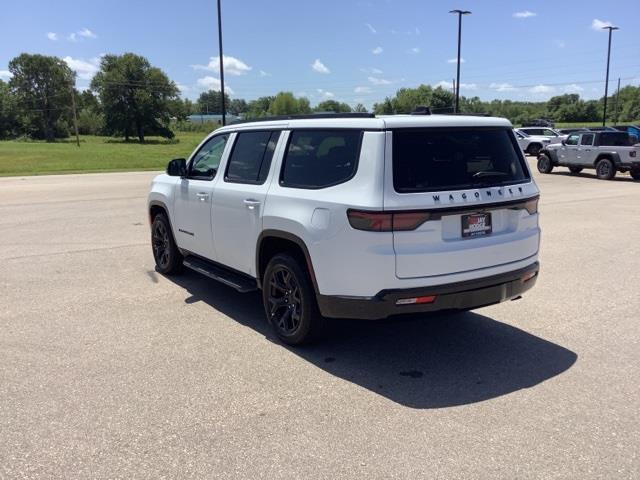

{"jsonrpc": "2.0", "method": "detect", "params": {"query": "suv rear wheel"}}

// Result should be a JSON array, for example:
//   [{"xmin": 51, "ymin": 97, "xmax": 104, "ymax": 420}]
[
  {"xmin": 630, "ymin": 169, "xmax": 640, "ymax": 181},
  {"xmin": 537, "ymin": 154, "xmax": 554, "ymax": 174},
  {"xmin": 595, "ymin": 158, "xmax": 616, "ymax": 180},
  {"xmin": 151, "ymin": 213, "xmax": 183, "ymax": 274},
  {"xmin": 262, "ymin": 254, "xmax": 325, "ymax": 345}
]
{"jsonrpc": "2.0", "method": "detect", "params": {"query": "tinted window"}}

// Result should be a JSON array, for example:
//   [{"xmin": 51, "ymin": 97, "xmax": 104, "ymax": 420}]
[
  {"xmin": 525, "ymin": 129, "xmax": 543, "ymax": 135},
  {"xmin": 580, "ymin": 134, "xmax": 594, "ymax": 146},
  {"xmin": 566, "ymin": 134, "xmax": 580, "ymax": 146},
  {"xmin": 280, "ymin": 130, "xmax": 361, "ymax": 188},
  {"xmin": 392, "ymin": 128, "xmax": 530, "ymax": 193},
  {"xmin": 225, "ymin": 131, "xmax": 279, "ymax": 184},
  {"xmin": 190, "ymin": 134, "xmax": 229, "ymax": 179},
  {"xmin": 599, "ymin": 132, "xmax": 632, "ymax": 146},
  {"xmin": 542, "ymin": 129, "xmax": 558, "ymax": 137}
]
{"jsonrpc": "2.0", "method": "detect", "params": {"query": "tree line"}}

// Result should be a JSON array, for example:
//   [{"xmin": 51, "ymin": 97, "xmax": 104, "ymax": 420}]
[{"xmin": 1, "ymin": 52, "xmax": 639, "ymax": 142}]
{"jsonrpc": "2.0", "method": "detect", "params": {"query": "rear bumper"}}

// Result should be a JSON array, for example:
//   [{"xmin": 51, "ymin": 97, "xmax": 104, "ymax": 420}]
[{"xmin": 316, "ymin": 262, "xmax": 539, "ymax": 319}]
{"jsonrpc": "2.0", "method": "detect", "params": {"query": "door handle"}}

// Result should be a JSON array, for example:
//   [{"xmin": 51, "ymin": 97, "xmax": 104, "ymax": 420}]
[
  {"xmin": 243, "ymin": 198, "xmax": 261, "ymax": 210},
  {"xmin": 196, "ymin": 192, "xmax": 209, "ymax": 202}
]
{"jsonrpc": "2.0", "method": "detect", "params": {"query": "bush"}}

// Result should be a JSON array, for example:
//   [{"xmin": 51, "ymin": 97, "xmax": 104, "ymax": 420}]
[{"xmin": 77, "ymin": 109, "xmax": 105, "ymax": 135}]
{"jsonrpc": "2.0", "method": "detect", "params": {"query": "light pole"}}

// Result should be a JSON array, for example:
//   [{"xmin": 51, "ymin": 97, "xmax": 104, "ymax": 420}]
[
  {"xmin": 449, "ymin": 9, "xmax": 471, "ymax": 114},
  {"xmin": 601, "ymin": 25, "xmax": 619, "ymax": 126},
  {"xmin": 217, "ymin": 0, "xmax": 226, "ymax": 126}
]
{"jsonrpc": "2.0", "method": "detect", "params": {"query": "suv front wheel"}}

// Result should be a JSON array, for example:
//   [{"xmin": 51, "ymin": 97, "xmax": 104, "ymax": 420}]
[
  {"xmin": 262, "ymin": 254, "xmax": 325, "ymax": 345},
  {"xmin": 151, "ymin": 213, "xmax": 183, "ymax": 274},
  {"xmin": 537, "ymin": 154, "xmax": 554, "ymax": 174}
]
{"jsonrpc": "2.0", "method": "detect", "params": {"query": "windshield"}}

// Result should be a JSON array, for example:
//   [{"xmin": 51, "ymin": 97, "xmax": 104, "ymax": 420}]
[{"xmin": 392, "ymin": 128, "xmax": 531, "ymax": 193}]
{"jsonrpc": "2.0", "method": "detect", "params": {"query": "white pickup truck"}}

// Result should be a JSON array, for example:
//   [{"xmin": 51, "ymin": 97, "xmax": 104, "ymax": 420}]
[{"xmin": 537, "ymin": 130, "xmax": 640, "ymax": 180}]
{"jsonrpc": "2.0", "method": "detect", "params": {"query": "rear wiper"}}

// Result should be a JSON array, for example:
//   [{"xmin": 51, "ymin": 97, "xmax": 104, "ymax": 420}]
[{"xmin": 472, "ymin": 171, "xmax": 510, "ymax": 179}]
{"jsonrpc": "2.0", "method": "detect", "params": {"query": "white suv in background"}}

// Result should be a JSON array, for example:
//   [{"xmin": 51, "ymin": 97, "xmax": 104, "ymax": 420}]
[{"xmin": 148, "ymin": 113, "xmax": 541, "ymax": 345}]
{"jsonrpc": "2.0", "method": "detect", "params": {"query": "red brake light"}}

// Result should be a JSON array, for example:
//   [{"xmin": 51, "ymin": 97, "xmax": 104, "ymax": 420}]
[{"xmin": 347, "ymin": 210, "xmax": 431, "ymax": 232}]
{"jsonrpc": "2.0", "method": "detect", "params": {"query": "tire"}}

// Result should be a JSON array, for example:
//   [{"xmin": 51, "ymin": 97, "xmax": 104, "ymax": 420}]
[
  {"xmin": 568, "ymin": 166, "xmax": 583, "ymax": 174},
  {"xmin": 262, "ymin": 253, "xmax": 325, "ymax": 345},
  {"xmin": 527, "ymin": 143, "xmax": 542, "ymax": 156},
  {"xmin": 151, "ymin": 213, "xmax": 183, "ymax": 274},
  {"xmin": 595, "ymin": 158, "xmax": 616, "ymax": 180},
  {"xmin": 537, "ymin": 154, "xmax": 554, "ymax": 174},
  {"xmin": 630, "ymin": 169, "xmax": 640, "ymax": 181}
]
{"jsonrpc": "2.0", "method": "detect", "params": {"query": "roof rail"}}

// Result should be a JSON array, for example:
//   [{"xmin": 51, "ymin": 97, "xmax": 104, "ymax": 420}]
[{"xmin": 230, "ymin": 112, "xmax": 375, "ymax": 125}]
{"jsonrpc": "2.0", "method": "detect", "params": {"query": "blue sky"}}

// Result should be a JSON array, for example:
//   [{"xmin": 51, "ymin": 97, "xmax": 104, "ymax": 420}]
[{"xmin": 0, "ymin": 0, "xmax": 638, "ymax": 108}]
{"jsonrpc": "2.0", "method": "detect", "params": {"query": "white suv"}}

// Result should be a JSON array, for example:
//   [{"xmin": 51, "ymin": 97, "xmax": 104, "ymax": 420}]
[{"xmin": 148, "ymin": 113, "xmax": 541, "ymax": 345}]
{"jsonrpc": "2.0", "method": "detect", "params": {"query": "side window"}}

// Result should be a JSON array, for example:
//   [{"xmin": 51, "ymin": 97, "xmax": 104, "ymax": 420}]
[
  {"xmin": 580, "ymin": 134, "xmax": 594, "ymax": 146},
  {"xmin": 280, "ymin": 130, "xmax": 362, "ymax": 189},
  {"xmin": 566, "ymin": 134, "xmax": 580, "ymax": 146},
  {"xmin": 190, "ymin": 134, "xmax": 229, "ymax": 179},
  {"xmin": 225, "ymin": 131, "xmax": 280, "ymax": 184},
  {"xmin": 543, "ymin": 129, "xmax": 557, "ymax": 137},
  {"xmin": 526, "ymin": 129, "xmax": 541, "ymax": 136}
]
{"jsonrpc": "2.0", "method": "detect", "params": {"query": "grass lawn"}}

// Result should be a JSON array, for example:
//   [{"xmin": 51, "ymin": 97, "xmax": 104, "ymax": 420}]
[{"xmin": 0, "ymin": 132, "xmax": 207, "ymax": 177}]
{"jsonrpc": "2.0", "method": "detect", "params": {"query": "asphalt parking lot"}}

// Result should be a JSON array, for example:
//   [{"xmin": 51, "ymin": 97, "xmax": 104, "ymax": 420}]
[{"xmin": 1, "ymin": 162, "xmax": 639, "ymax": 479}]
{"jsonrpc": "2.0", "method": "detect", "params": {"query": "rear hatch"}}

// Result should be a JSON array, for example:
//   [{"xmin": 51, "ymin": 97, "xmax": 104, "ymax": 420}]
[{"xmin": 385, "ymin": 127, "xmax": 540, "ymax": 279}]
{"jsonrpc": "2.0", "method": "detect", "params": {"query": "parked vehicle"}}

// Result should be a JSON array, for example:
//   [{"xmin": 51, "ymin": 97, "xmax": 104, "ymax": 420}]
[
  {"xmin": 586, "ymin": 126, "xmax": 618, "ymax": 132},
  {"xmin": 522, "ymin": 119, "xmax": 555, "ymax": 128},
  {"xmin": 537, "ymin": 130, "xmax": 640, "ymax": 180},
  {"xmin": 514, "ymin": 129, "xmax": 551, "ymax": 156},
  {"xmin": 148, "ymin": 113, "xmax": 541, "ymax": 345},
  {"xmin": 516, "ymin": 127, "xmax": 565, "ymax": 143},
  {"xmin": 613, "ymin": 125, "xmax": 640, "ymax": 142},
  {"xmin": 558, "ymin": 128, "xmax": 589, "ymax": 135}
]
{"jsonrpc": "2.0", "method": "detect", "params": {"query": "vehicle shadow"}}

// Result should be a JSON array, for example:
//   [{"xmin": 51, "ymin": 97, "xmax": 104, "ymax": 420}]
[
  {"xmin": 166, "ymin": 271, "xmax": 577, "ymax": 409},
  {"xmin": 552, "ymin": 171, "xmax": 637, "ymax": 182}
]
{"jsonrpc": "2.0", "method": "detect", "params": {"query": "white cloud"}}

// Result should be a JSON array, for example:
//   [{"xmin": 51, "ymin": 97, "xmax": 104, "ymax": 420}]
[
  {"xmin": 360, "ymin": 67, "xmax": 383, "ymax": 75},
  {"xmin": 434, "ymin": 80, "xmax": 452, "ymax": 89},
  {"xmin": 63, "ymin": 56, "xmax": 100, "ymax": 80},
  {"xmin": 0, "ymin": 70, "xmax": 12, "ymax": 80},
  {"xmin": 489, "ymin": 82, "xmax": 517, "ymax": 92},
  {"xmin": 409, "ymin": 47, "xmax": 421, "ymax": 54},
  {"xmin": 513, "ymin": 11, "xmax": 537, "ymax": 18},
  {"xmin": 555, "ymin": 39, "xmax": 566, "ymax": 48},
  {"xmin": 68, "ymin": 28, "xmax": 97, "ymax": 41},
  {"xmin": 78, "ymin": 28, "xmax": 97, "ymax": 39},
  {"xmin": 434, "ymin": 80, "xmax": 475, "ymax": 90},
  {"xmin": 259, "ymin": 70, "xmax": 271, "ymax": 77},
  {"xmin": 447, "ymin": 57, "xmax": 465, "ymax": 63},
  {"xmin": 311, "ymin": 59, "xmax": 330, "ymax": 74},
  {"xmin": 592, "ymin": 19, "xmax": 613, "ymax": 30},
  {"xmin": 365, "ymin": 23, "xmax": 377, "ymax": 34},
  {"xmin": 317, "ymin": 88, "xmax": 334, "ymax": 98},
  {"xmin": 460, "ymin": 83, "xmax": 477, "ymax": 90},
  {"xmin": 563, "ymin": 83, "xmax": 584, "ymax": 93},
  {"xmin": 368, "ymin": 76, "xmax": 391, "ymax": 85},
  {"xmin": 177, "ymin": 84, "xmax": 190, "ymax": 94},
  {"xmin": 530, "ymin": 84, "xmax": 554, "ymax": 94},
  {"xmin": 354, "ymin": 86, "xmax": 373, "ymax": 94},
  {"xmin": 47, "ymin": 32, "xmax": 58, "ymax": 41},
  {"xmin": 196, "ymin": 76, "xmax": 234, "ymax": 94},
  {"xmin": 372, "ymin": 46, "xmax": 383, "ymax": 55},
  {"xmin": 191, "ymin": 55, "xmax": 252, "ymax": 76}
]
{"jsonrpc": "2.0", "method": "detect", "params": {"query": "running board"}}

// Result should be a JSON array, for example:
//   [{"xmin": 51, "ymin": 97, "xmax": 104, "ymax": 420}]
[{"xmin": 182, "ymin": 256, "xmax": 258, "ymax": 293}]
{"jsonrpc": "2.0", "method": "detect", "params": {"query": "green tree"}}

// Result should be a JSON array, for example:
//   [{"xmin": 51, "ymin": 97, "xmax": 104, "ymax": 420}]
[
  {"xmin": 315, "ymin": 100, "xmax": 352, "ymax": 113},
  {"xmin": 8, "ymin": 53, "xmax": 75, "ymax": 141},
  {"xmin": 353, "ymin": 103, "xmax": 368, "ymax": 113},
  {"xmin": 91, "ymin": 53, "xmax": 179, "ymax": 142},
  {"xmin": 196, "ymin": 90, "xmax": 231, "ymax": 114},
  {"xmin": 229, "ymin": 98, "xmax": 248, "ymax": 116},
  {"xmin": 0, "ymin": 80, "xmax": 20, "ymax": 139},
  {"xmin": 246, "ymin": 96, "xmax": 275, "ymax": 118},
  {"xmin": 269, "ymin": 92, "xmax": 311, "ymax": 115},
  {"xmin": 614, "ymin": 86, "xmax": 640, "ymax": 122}
]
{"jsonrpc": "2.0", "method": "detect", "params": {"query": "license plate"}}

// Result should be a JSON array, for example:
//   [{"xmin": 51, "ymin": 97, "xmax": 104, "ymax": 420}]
[{"xmin": 462, "ymin": 213, "xmax": 492, "ymax": 238}]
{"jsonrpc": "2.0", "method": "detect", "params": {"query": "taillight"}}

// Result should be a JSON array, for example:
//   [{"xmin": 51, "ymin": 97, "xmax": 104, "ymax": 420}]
[
  {"xmin": 524, "ymin": 198, "xmax": 539, "ymax": 215},
  {"xmin": 347, "ymin": 210, "xmax": 431, "ymax": 232}
]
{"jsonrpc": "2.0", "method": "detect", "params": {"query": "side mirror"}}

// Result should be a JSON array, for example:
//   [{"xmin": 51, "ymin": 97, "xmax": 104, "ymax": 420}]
[{"xmin": 167, "ymin": 158, "xmax": 186, "ymax": 177}]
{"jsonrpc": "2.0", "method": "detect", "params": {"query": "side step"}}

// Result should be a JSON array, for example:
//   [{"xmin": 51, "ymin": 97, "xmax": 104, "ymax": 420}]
[{"xmin": 183, "ymin": 256, "xmax": 258, "ymax": 293}]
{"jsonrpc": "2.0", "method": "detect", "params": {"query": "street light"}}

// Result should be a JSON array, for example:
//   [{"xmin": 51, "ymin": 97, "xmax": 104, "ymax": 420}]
[
  {"xmin": 217, "ymin": 0, "xmax": 226, "ymax": 126},
  {"xmin": 449, "ymin": 9, "xmax": 471, "ymax": 114},
  {"xmin": 601, "ymin": 25, "xmax": 619, "ymax": 126}
]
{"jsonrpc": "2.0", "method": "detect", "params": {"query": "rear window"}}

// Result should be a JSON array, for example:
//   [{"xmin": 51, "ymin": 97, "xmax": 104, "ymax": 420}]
[
  {"xmin": 392, "ymin": 128, "xmax": 530, "ymax": 193},
  {"xmin": 280, "ymin": 130, "xmax": 361, "ymax": 189},
  {"xmin": 599, "ymin": 132, "xmax": 633, "ymax": 146}
]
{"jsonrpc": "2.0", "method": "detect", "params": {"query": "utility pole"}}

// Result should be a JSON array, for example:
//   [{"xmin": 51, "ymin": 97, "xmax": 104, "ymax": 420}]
[
  {"xmin": 217, "ymin": 0, "xmax": 226, "ymax": 126},
  {"xmin": 449, "ymin": 9, "xmax": 471, "ymax": 114},
  {"xmin": 601, "ymin": 25, "xmax": 619, "ymax": 126},
  {"xmin": 70, "ymin": 87, "xmax": 80, "ymax": 147},
  {"xmin": 613, "ymin": 77, "xmax": 621, "ymax": 126}
]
